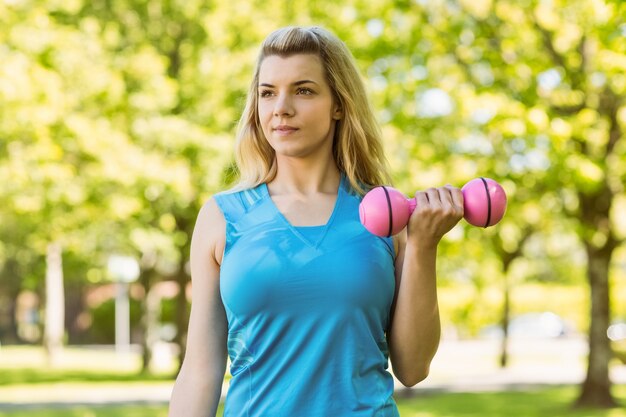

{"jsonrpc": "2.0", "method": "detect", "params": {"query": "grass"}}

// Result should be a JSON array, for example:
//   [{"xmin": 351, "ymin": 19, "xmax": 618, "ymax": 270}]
[
  {"xmin": 0, "ymin": 368, "xmax": 171, "ymax": 385},
  {"xmin": 0, "ymin": 405, "xmax": 173, "ymax": 417},
  {"xmin": 395, "ymin": 385, "xmax": 626, "ymax": 416},
  {"xmin": 1, "ymin": 345, "xmax": 624, "ymax": 416},
  {"xmin": 0, "ymin": 386, "xmax": 624, "ymax": 417},
  {"xmin": 0, "ymin": 345, "xmax": 173, "ymax": 385}
]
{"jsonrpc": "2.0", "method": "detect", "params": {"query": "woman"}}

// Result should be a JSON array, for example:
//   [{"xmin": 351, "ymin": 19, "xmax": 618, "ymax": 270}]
[{"xmin": 169, "ymin": 26, "xmax": 463, "ymax": 417}]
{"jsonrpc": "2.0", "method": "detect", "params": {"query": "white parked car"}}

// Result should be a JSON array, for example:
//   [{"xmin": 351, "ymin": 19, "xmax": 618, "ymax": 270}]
[{"xmin": 480, "ymin": 312, "xmax": 573, "ymax": 339}]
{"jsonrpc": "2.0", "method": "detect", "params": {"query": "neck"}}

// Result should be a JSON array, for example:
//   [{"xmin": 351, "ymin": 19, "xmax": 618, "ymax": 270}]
[{"xmin": 269, "ymin": 157, "xmax": 341, "ymax": 195}]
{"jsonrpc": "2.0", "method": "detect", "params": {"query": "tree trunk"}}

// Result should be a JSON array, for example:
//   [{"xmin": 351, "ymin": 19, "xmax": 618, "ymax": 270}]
[
  {"xmin": 44, "ymin": 241, "xmax": 65, "ymax": 367},
  {"xmin": 140, "ymin": 270, "xmax": 160, "ymax": 374},
  {"xmin": 495, "ymin": 230, "xmax": 530, "ymax": 369},
  {"xmin": 0, "ymin": 258, "xmax": 22, "ymax": 344},
  {"xmin": 499, "ymin": 274, "xmax": 510, "ymax": 368},
  {"xmin": 575, "ymin": 178, "xmax": 618, "ymax": 408},
  {"xmin": 139, "ymin": 270, "xmax": 151, "ymax": 373},
  {"xmin": 5, "ymin": 299, "xmax": 20, "ymax": 343},
  {"xmin": 576, "ymin": 244, "xmax": 616, "ymax": 408}
]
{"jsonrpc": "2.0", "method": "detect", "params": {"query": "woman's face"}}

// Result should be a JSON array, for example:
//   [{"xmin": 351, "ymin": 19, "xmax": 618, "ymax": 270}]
[{"xmin": 257, "ymin": 54, "xmax": 341, "ymax": 161}]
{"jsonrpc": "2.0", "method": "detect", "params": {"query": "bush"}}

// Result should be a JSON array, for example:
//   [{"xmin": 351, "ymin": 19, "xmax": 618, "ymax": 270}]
[{"xmin": 88, "ymin": 298, "xmax": 143, "ymax": 344}]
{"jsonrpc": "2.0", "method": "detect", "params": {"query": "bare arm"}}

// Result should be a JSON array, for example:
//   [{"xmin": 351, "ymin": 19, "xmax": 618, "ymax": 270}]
[
  {"xmin": 387, "ymin": 186, "xmax": 463, "ymax": 387},
  {"xmin": 169, "ymin": 198, "xmax": 228, "ymax": 417}
]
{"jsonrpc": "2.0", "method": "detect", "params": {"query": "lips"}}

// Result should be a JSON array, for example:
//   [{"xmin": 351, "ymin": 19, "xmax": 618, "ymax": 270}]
[
  {"xmin": 274, "ymin": 125, "xmax": 298, "ymax": 132},
  {"xmin": 273, "ymin": 125, "xmax": 299, "ymax": 136}
]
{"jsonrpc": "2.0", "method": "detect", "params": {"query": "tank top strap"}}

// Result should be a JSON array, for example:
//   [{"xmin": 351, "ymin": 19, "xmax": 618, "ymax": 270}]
[{"xmin": 213, "ymin": 184, "xmax": 266, "ymax": 224}]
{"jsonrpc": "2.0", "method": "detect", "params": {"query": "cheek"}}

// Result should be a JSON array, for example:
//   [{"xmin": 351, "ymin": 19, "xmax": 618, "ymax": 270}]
[
  {"xmin": 257, "ymin": 103, "xmax": 271, "ymax": 120},
  {"xmin": 312, "ymin": 109, "xmax": 335, "ymax": 133},
  {"xmin": 257, "ymin": 105, "xmax": 273, "ymax": 131}
]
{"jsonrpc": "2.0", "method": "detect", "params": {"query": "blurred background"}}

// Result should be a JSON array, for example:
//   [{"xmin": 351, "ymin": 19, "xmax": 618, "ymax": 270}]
[{"xmin": 0, "ymin": 0, "xmax": 625, "ymax": 416}]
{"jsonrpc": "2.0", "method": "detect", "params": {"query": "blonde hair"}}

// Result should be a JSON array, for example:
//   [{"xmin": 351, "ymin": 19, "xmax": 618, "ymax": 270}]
[{"xmin": 232, "ymin": 26, "xmax": 391, "ymax": 195}]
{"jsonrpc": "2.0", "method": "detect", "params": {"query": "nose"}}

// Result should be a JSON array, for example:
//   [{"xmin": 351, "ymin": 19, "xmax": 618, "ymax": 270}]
[{"xmin": 273, "ymin": 93, "xmax": 295, "ymax": 117}]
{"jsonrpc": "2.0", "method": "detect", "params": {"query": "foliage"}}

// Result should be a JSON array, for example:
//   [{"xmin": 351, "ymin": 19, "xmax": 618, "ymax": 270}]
[
  {"xmin": 87, "ymin": 298, "xmax": 142, "ymax": 344},
  {"xmin": 0, "ymin": 0, "xmax": 625, "ymax": 406}
]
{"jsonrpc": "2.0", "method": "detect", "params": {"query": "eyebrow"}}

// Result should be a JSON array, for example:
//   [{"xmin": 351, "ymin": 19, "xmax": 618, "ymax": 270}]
[{"xmin": 258, "ymin": 80, "xmax": 319, "ymax": 88}]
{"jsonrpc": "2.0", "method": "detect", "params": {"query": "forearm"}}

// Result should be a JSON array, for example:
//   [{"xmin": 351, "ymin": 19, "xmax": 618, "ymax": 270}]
[
  {"xmin": 169, "ymin": 364, "xmax": 225, "ymax": 417},
  {"xmin": 388, "ymin": 241, "xmax": 441, "ymax": 387}
]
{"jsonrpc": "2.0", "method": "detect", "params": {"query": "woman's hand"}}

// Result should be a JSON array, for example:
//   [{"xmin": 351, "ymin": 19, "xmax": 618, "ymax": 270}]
[{"xmin": 407, "ymin": 185, "xmax": 464, "ymax": 248}]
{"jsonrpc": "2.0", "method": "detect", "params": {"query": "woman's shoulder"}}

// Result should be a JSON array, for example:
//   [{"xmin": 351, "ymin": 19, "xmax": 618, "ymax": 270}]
[
  {"xmin": 191, "ymin": 197, "xmax": 227, "ymax": 265},
  {"xmin": 213, "ymin": 183, "xmax": 267, "ymax": 223}
]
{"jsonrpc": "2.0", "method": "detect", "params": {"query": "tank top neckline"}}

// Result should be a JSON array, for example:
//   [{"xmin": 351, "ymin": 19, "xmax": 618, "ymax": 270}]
[{"xmin": 259, "ymin": 175, "xmax": 346, "ymax": 249}]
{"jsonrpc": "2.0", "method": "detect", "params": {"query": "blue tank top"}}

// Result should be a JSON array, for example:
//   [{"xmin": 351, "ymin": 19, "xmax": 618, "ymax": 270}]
[{"xmin": 214, "ymin": 175, "xmax": 399, "ymax": 417}]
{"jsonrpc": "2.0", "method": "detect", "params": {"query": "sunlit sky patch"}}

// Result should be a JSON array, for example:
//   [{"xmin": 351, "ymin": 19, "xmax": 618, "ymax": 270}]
[
  {"xmin": 416, "ymin": 88, "xmax": 454, "ymax": 117},
  {"xmin": 366, "ymin": 19, "xmax": 384, "ymax": 38},
  {"xmin": 537, "ymin": 68, "xmax": 561, "ymax": 90},
  {"xmin": 470, "ymin": 108, "xmax": 495, "ymax": 125}
]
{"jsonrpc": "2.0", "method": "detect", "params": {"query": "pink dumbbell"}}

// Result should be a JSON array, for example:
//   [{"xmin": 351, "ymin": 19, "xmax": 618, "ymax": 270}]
[{"xmin": 359, "ymin": 177, "xmax": 507, "ymax": 237}]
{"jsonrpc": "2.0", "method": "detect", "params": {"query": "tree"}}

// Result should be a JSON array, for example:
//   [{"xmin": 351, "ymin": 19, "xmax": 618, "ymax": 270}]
[{"xmin": 397, "ymin": 0, "xmax": 625, "ymax": 407}]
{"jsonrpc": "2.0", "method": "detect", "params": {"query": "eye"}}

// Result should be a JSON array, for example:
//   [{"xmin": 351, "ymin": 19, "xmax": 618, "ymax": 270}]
[
  {"xmin": 259, "ymin": 89, "xmax": 274, "ymax": 98},
  {"xmin": 296, "ymin": 87, "xmax": 314, "ymax": 95}
]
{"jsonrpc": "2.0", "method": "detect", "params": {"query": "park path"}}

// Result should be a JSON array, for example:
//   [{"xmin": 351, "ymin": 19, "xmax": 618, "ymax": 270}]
[{"xmin": 0, "ymin": 338, "xmax": 624, "ymax": 409}]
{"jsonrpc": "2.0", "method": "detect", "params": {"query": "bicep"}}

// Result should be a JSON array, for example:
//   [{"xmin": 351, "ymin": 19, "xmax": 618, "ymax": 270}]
[{"xmin": 181, "ymin": 198, "xmax": 228, "ymax": 376}]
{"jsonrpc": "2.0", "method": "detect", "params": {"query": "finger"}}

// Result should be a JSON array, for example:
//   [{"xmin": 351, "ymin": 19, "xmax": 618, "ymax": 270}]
[
  {"xmin": 445, "ymin": 184, "xmax": 464, "ymax": 212},
  {"xmin": 414, "ymin": 190, "xmax": 429, "ymax": 208},
  {"xmin": 425, "ymin": 188, "xmax": 441, "ymax": 208},
  {"xmin": 438, "ymin": 186, "xmax": 454, "ymax": 207},
  {"xmin": 438, "ymin": 187, "xmax": 464, "ymax": 222}
]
